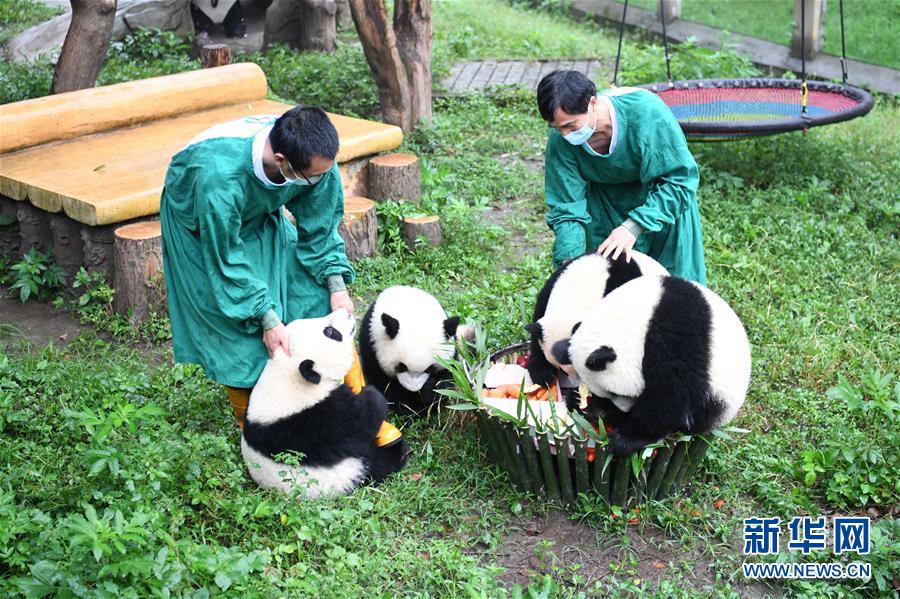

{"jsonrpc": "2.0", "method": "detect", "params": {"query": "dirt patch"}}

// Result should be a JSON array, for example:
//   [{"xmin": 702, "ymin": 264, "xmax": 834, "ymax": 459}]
[{"xmin": 492, "ymin": 509, "xmax": 780, "ymax": 596}]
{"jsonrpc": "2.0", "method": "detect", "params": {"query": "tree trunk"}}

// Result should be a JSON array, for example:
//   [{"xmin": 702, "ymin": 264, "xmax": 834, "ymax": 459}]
[
  {"xmin": 335, "ymin": 0, "xmax": 353, "ymax": 31},
  {"xmin": 348, "ymin": 0, "xmax": 432, "ymax": 132},
  {"xmin": 50, "ymin": 0, "xmax": 117, "ymax": 95},
  {"xmin": 114, "ymin": 221, "xmax": 166, "ymax": 323},
  {"xmin": 402, "ymin": 215, "xmax": 440, "ymax": 249},
  {"xmin": 201, "ymin": 43, "xmax": 232, "ymax": 68},
  {"xmin": 339, "ymin": 196, "xmax": 377, "ymax": 260},
  {"xmin": 265, "ymin": 0, "xmax": 336, "ymax": 52},
  {"xmin": 367, "ymin": 152, "xmax": 421, "ymax": 203}
]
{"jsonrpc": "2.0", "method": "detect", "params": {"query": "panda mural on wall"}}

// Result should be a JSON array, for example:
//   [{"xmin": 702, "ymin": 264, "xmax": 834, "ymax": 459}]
[
  {"xmin": 241, "ymin": 309, "xmax": 408, "ymax": 499},
  {"xmin": 525, "ymin": 251, "xmax": 669, "ymax": 388},
  {"xmin": 359, "ymin": 286, "xmax": 474, "ymax": 416},
  {"xmin": 552, "ymin": 275, "xmax": 752, "ymax": 455}
]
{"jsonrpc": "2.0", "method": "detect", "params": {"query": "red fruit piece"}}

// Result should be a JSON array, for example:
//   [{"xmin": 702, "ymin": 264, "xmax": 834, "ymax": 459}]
[
  {"xmin": 516, "ymin": 355, "xmax": 530, "ymax": 367},
  {"xmin": 629, "ymin": 517, "xmax": 639, "ymax": 524},
  {"xmin": 714, "ymin": 500, "xmax": 724, "ymax": 510},
  {"xmin": 605, "ymin": 424, "xmax": 616, "ymax": 434}
]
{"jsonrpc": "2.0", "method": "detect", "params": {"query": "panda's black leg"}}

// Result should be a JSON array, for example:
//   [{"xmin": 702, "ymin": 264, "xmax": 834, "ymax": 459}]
[
  {"xmin": 592, "ymin": 396, "xmax": 630, "ymax": 429},
  {"xmin": 367, "ymin": 438, "xmax": 410, "ymax": 485},
  {"xmin": 526, "ymin": 337, "xmax": 557, "ymax": 388},
  {"xmin": 605, "ymin": 387, "xmax": 688, "ymax": 455}
]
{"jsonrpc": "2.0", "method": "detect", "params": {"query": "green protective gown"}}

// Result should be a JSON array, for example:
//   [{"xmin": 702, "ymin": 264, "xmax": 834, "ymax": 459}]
[
  {"xmin": 160, "ymin": 116, "xmax": 355, "ymax": 388},
  {"xmin": 544, "ymin": 87, "xmax": 706, "ymax": 284}
]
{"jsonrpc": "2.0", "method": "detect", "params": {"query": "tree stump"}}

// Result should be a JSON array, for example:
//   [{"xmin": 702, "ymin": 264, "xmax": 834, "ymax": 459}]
[
  {"xmin": 16, "ymin": 202, "xmax": 52, "ymax": 256},
  {"xmin": 367, "ymin": 152, "xmax": 421, "ymax": 203},
  {"xmin": 0, "ymin": 196, "xmax": 20, "ymax": 261},
  {"xmin": 114, "ymin": 221, "xmax": 166, "ymax": 323},
  {"xmin": 201, "ymin": 43, "xmax": 232, "ymax": 68},
  {"xmin": 339, "ymin": 196, "xmax": 377, "ymax": 260},
  {"xmin": 80, "ymin": 224, "xmax": 116, "ymax": 279},
  {"xmin": 402, "ymin": 215, "xmax": 440, "ymax": 249},
  {"xmin": 49, "ymin": 213, "xmax": 83, "ymax": 283}
]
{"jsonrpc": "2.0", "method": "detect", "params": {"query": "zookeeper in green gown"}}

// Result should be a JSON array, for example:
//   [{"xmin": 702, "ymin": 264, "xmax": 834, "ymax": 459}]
[
  {"xmin": 160, "ymin": 106, "xmax": 355, "ymax": 428},
  {"xmin": 537, "ymin": 70, "xmax": 706, "ymax": 284}
]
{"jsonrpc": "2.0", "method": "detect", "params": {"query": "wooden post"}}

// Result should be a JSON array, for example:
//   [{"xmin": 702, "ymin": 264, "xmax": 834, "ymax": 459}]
[
  {"xmin": 0, "ymin": 196, "xmax": 20, "ymax": 261},
  {"xmin": 659, "ymin": 0, "xmax": 682, "ymax": 24},
  {"xmin": 80, "ymin": 224, "xmax": 116, "ymax": 279},
  {"xmin": 113, "ymin": 221, "xmax": 166, "ymax": 323},
  {"xmin": 16, "ymin": 202, "xmax": 52, "ymax": 256},
  {"xmin": 201, "ymin": 43, "xmax": 232, "ymax": 68},
  {"xmin": 49, "ymin": 213, "xmax": 84, "ymax": 284},
  {"xmin": 339, "ymin": 196, "xmax": 377, "ymax": 260},
  {"xmin": 401, "ymin": 215, "xmax": 440, "ymax": 249},
  {"xmin": 791, "ymin": 0, "xmax": 827, "ymax": 61},
  {"xmin": 367, "ymin": 153, "xmax": 421, "ymax": 203}
]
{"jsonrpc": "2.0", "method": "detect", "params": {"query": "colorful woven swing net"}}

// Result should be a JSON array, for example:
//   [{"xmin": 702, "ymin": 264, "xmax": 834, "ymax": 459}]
[{"xmin": 643, "ymin": 78, "xmax": 874, "ymax": 141}]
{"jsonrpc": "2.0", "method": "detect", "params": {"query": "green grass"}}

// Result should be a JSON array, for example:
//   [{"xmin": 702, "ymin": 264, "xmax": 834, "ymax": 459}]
[
  {"xmin": 0, "ymin": 0, "xmax": 64, "ymax": 46},
  {"xmin": 1, "ymin": 0, "xmax": 899, "ymax": 595},
  {"xmin": 615, "ymin": 0, "xmax": 899, "ymax": 67}
]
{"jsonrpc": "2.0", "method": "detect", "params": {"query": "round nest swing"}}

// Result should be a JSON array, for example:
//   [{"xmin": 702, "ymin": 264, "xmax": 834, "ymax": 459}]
[
  {"xmin": 612, "ymin": 0, "xmax": 873, "ymax": 141},
  {"xmin": 642, "ymin": 78, "xmax": 874, "ymax": 141}
]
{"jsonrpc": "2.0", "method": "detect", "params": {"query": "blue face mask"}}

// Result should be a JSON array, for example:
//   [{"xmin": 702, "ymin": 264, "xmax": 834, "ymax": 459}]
[{"xmin": 562, "ymin": 102, "xmax": 596, "ymax": 146}]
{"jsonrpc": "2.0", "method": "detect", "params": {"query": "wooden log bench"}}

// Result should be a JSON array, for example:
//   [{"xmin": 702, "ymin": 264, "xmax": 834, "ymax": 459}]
[{"xmin": 0, "ymin": 63, "xmax": 404, "ymax": 318}]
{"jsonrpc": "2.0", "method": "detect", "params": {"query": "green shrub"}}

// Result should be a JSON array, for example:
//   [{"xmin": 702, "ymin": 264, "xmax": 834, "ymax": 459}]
[
  {"xmin": 619, "ymin": 37, "xmax": 761, "ymax": 85},
  {"xmin": 0, "ymin": 0, "xmax": 64, "ymax": 46},
  {"xmin": 7, "ymin": 249, "xmax": 64, "ymax": 303}
]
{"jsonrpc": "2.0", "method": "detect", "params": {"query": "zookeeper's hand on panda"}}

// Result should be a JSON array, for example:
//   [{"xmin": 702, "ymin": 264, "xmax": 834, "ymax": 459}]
[
  {"xmin": 330, "ymin": 290, "xmax": 354, "ymax": 314},
  {"xmin": 596, "ymin": 225, "xmax": 637, "ymax": 262},
  {"xmin": 263, "ymin": 323, "xmax": 292, "ymax": 358}
]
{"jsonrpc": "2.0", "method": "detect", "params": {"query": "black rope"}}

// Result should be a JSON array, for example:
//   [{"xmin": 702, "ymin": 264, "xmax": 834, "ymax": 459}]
[
  {"xmin": 659, "ymin": 0, "xmax": 672, "ymax": 83},
  {"xmin": 612, "ymin": 0, "xmax": 629, "ymax": 86},
  {"xmin": 800, "ymin": 0, "xmax": 807, "ymax": 114},
  {"xmin": 839, "ymin": 0, "xmax": 848, "ymax": 84}
]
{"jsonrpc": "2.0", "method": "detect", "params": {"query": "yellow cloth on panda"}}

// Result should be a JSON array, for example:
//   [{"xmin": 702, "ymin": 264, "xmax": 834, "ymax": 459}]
[{"xmin": 345, "ymin": 348, "xmax": 403, "ymax": 448}]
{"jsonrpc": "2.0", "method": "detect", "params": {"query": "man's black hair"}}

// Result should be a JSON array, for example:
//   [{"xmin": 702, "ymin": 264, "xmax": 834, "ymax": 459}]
[
  {"xmin": 536, "ymin": 70, "xmax": 597, "ymax": 122},
  {"xmin": 270, "ymin": 105, "xmax": 339, "ymax": 171}
]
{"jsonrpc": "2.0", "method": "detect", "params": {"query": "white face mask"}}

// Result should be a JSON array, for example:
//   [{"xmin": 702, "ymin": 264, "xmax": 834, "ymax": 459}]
[{"xmin": 280, "ymin": 160, "xmax": 324, "ymax": 186}]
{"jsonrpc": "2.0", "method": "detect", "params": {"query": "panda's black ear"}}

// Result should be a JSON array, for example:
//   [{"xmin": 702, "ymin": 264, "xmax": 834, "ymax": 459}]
[
  {"xmin": 585, "ymin": 346, "xmax": 617, "ymax": 371},
  {"xmin": 571, "ymin": 321, "xmax": 582, "ymax": 335},
  {"xmin": 298, "ymin": 359, "xmax": 321, "ymax": 384},
  {"xmin": 381, "ymin": 312, "xmax": 400, "ymax": 339},
  {"xmin": 524, "ymin": 322, "xmax": 543, "ymax": 341},
  {"xmin": 551, "ymin": 339, "xmax": 572, "ymax": 365},
  {"xmin": 443, "ymin": 316, "xmax": 460, "ymax": 339}
]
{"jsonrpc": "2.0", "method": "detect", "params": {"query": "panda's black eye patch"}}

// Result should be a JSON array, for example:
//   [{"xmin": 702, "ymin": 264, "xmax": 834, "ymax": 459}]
[
  {"xmin": 323, "ymin": 326, "xmax": 343, "ymax": 342},
  {"xmin": 425, "ymin": 365, "xmax": 436, "ymax": 374},
  {"xmin": 396, "ymin": 362, "xmax": 408, "ymax": 373}
]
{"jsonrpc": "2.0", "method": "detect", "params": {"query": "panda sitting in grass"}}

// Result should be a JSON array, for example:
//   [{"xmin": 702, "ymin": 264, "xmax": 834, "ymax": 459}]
[
  {"xmin": 241, "ymin": 309, "xmax": 408, "ymax": 498},
  {"xmin": 552, "ymin": 275, "xmax": 751, "ymax": 455}
]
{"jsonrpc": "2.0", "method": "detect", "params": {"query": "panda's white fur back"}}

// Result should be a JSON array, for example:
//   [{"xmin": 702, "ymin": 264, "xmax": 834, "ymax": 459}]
[
  {"xmin": 368, "ymin": 285, "xmax": 456, "ymax": 375},
  {"xmin": 539, "ymin": 252, "xmax": 667, "ymax": 369},
  {"xmin": 241, "ymin": 438, "xmax": 366, "ymax": 499},
  {"xmin": 703, "ymin": 285, "xmax": 752, "ymax": 425}
]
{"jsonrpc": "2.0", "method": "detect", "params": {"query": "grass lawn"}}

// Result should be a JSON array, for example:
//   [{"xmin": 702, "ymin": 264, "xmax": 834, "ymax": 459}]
[
  {"xmin": 615, "ymin": 0, "xmax": 899, "ymax": 68},
  {"xmin": 1, "ymin": 0, "xmax": 898, "ymax": 596}
]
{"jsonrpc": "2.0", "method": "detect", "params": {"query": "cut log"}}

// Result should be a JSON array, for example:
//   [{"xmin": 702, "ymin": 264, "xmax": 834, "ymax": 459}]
[
  {"xmin": 201, "ymin": 43, "xmax": 232, "ymax": 68},
  {"xmin": 49, "ymin": 213, "xmax": 83, "ymax": 283},
  {"xmin": 402, "ymin": 215, "xmax": 440, "ymax": 249},
  {"xmin": 367, "ymin": 152, "xmax": 421, "ymax": 203},
  {"xmin": 339, "ymin": 196, "xmax": 377, "ymax": 260},
  {"xmin": 113, "ymin": 220, "xmax": 166, "ymax": 323},
  {"xmin": 16, "ymin": 202, "xmax": 52, "ymax": 256},
  {"xmin": 80, "ymin": 224, "xmax": 116, "ymax": 279}
]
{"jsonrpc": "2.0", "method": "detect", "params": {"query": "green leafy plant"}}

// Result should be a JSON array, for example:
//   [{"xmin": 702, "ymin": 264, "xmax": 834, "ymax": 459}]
[{"xmin": 7, "ymin": 248, "xmax": 64, "ymax": 302}]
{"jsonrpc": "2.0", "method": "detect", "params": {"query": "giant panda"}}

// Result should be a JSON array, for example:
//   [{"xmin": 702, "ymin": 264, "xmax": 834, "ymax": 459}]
[
  {"xmin": 551, "ymin": 275, "xmax": 751, "ymax": 455},
  {"xmin": 525, "ymin": 251, "xmax": 668, "ymax": 387},
  {"xmin": 359, "ymin": 286, "xmax": 473, "ymax": 416},
  {"xmin": 241, "ymin": 309, "xmax": 408, "ymax": 498}
]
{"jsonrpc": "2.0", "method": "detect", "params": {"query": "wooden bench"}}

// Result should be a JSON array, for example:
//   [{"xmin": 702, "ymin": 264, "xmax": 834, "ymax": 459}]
[{"xmin": 0, "ymin": 63, "xmax": 404, "ymax": 282}]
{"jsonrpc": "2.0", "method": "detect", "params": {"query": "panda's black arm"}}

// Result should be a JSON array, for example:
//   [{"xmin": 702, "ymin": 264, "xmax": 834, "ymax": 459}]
[
  {"xmin": 354, "ymin": 386, "xmax": 389, "ymax": 436},
  {"xmin": 526, "ymin": 336, "xmax": 557, "ymax": 388},
  {"xmin": 606, "ymin": 385, "xmax": 689, "ymax": 455}
]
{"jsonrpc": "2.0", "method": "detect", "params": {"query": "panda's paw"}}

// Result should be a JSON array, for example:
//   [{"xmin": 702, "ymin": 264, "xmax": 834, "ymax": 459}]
[{"xmin": 606, "ymin": 432, "xmax": 643, "ymax": 456}]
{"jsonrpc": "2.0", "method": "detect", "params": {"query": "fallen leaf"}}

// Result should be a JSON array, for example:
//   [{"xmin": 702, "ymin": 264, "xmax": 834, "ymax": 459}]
[{"xmin": 653, "ymin": 562, "xmax": 665, "ymax": 570}]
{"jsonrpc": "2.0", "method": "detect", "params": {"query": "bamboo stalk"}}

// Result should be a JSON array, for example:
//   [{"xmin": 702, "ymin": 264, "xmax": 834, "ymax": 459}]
[
  {"xmin": 554, "ymin": 435, "xmax": 575, "ymax": 507},
  {"xmin": 610, "ymin": 455, "xmax": 631, "ymax": 507},
  {"xmin": 645, "ymin": 444, "xmax": 674, "ymax": 500},
  {"xmin": 504, "ymin": 423, "xmax": 535, "ymax": 494},
  {"xmin": 537, "ymin": 431, "xmax": 561, "ymax": 502},
  {"xmin": 656, "ymin": 441, "xmax": 689, "ymax": 499},
  {"xmin": 573, "ymin": 438, "xmax": 590, "ymax": 495},
  {"xmin": 519, "ymin": 427, "xmax": 546, "ymax": 497},
  {"xmin": 676, "ymin": 436, "xmax": 712, "ymax": 489},
  {"xmin": 632, "ymin": 454, "xmax": 655, "ymax": 503},
  {"xmin": 593, "ymin": 450, "xmax": 612, "ymax": 504}
]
